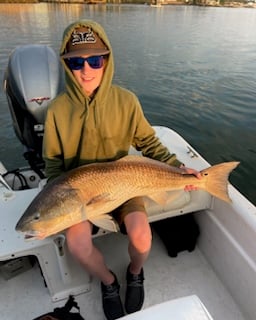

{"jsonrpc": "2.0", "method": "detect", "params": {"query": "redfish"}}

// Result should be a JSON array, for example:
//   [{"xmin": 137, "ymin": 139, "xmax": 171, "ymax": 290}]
[{"xmin": 15, "ymin": 155, "xmax": 239, "ymax": 240}]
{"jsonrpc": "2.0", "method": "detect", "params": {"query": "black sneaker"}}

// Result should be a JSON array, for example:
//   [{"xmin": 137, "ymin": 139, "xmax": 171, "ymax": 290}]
[
  {"xmin": 125, "ymin": 265, "xmax": 144, "ymax": 314},
  {"xmin": 101, "ymin": 272, "xmax": 125, "ymax": 320}
]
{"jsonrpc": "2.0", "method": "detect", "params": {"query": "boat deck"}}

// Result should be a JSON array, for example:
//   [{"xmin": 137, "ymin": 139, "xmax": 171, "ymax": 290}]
[{"xmin": 0, "ymin": 228, "xmax": 246, "ymax": 320}]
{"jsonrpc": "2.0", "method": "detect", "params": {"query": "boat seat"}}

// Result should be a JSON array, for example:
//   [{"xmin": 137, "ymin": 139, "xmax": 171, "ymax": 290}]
[{"xmin": 121, "ymin": 295, "xmax": 214, "ymax": 320}]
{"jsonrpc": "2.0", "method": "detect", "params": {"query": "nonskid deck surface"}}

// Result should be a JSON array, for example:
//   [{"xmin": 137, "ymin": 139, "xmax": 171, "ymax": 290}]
[{"xmin": 0, "ymin": 231, "xmax": 245, "ymax": 320}]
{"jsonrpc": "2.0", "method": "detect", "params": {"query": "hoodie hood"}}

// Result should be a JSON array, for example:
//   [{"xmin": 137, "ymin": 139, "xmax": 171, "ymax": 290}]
[{"xmin": 60, "ymin": 19, "xmax": 114, "ymax": 106}]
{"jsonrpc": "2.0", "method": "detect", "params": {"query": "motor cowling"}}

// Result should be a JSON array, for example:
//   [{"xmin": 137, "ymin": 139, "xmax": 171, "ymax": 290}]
[{"xmin": 4, "ymin": 44, "xmax": 63, "ymax": 175}]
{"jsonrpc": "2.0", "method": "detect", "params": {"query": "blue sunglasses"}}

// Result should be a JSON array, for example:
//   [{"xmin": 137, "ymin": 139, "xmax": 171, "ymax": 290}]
[{"xmin": 67, "ymin": 56, "xmax": 105, "ymax": 70}]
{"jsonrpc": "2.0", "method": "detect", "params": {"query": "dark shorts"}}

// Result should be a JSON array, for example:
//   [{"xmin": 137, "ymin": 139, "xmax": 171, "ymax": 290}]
[{"xmin": 92, "ymin": 196, "xmax": 146, "ymax": 235}]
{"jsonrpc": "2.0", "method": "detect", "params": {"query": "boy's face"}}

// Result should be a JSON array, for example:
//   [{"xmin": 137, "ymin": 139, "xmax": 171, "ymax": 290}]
[{"xmin": 71, "ymin": 55, "xmax": 106, "ymax": 97}]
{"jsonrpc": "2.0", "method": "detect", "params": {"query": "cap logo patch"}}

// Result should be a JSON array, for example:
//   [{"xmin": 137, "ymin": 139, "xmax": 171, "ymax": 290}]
[{"xmin": 71, "ymin": 28, "xmax": 96, "ymax": 46}]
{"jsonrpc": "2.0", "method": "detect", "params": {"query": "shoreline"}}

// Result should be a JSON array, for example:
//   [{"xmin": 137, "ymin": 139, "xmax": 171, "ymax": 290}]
[{"xmin": 0, "ymin": 0, "xmax": 255, "ymax": 9}]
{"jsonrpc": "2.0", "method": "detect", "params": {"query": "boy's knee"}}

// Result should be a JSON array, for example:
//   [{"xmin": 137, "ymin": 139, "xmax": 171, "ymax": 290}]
[
  {"xmin": 66, "ymin": 223, "xmax": 93, "ymax": 258},
  {"xmin": 130, "ymin": 227, "xmax": 152, "ymax": 253}
]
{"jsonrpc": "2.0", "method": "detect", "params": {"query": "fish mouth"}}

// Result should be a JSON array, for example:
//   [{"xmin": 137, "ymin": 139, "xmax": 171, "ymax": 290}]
[{"xmin": 22, "ymin": 230, "xmax": 46, "ymax": 241}]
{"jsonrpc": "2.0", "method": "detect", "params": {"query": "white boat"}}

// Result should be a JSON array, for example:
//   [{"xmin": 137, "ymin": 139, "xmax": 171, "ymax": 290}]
[{"xmin": 1, "ymin": 45, "xmax": 255, "ymax": 320}]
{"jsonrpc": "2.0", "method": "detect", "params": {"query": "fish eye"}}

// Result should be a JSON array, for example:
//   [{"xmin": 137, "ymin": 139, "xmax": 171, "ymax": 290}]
[{"xmin": 34, "ymin": 212, "xmax": 40, "ymax": 220}]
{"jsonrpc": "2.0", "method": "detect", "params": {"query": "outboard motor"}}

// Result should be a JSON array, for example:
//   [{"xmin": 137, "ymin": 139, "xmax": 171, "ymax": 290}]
[{"xmin": 4, "ymin": 45, "xmax": 63, "ymax": 177}]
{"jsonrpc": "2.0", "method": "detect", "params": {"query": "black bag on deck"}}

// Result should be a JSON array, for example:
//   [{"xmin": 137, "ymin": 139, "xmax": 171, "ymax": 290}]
[
  {"xmin": 32, "ymin": 295, "xmax": 84, "ymax": 320},
  {"xmin": 152, "ymin": 213, "xmax": 200, "ymax": 258}
]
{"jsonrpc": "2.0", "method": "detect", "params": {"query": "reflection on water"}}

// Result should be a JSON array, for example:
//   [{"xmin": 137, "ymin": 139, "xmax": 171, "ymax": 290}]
[{"xmin": 0, "ymin": 3, "xmax": 256, "ymax": 204}]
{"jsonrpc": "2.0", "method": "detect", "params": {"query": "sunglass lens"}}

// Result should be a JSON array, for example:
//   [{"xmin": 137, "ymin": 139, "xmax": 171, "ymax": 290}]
[
  {"xmin": 87, "ymin": 56, "xmax": 103, "ymax": 69},
  {"xmin": 68, "ymin": 57, "xmax": 84, "ymax": 70},
  {"xmin": 67, "ymin": 56, "xmax": 104, "ymax": 70}
]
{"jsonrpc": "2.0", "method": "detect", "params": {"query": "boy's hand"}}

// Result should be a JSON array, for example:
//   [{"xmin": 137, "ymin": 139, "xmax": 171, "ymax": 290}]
[{"xmin": 180, "ymin": 164, "xmax": 202, "ymax": 191}]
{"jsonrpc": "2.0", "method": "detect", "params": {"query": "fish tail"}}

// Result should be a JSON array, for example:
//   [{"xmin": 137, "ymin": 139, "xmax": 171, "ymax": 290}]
[{"xmin": 202, "ymin": 161, "xmax": 240, "ymax": 203}]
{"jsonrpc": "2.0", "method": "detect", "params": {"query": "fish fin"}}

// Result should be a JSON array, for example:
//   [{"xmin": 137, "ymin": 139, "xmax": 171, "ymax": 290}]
[
  {"xmin": 86, "ymin": 193, "xmax": 112, "ymax": 206},
  {"xmin": 165, "ymin": 190, "xmax": 186, "ymax": 204},
  {"xmin": 202, "ymin": 161, "xmax": 240, "ymax": 203},
  {"xmin": 117, "ymin": 155, "xmax": 145, "ymax": 162},
  {"xmin": 81, "ymin": 205, "xmax": 88, "ymax": 220},
  {"xmin": 118, "ymin": 155, "xmax": 165, "ymax": 164},
  {"xmin": 89, "ymin": 214, "xmax": 119, "ymax": 232},
  {"xmin": 146, "ymin": 192, "xmax": 169, "ymax": 205},
  {"xmin": 144, "ymin": 190, "xmax": 185, "ymax": 206},
  {"xmin": 118, "ymin": 155, "xmax": 183, "ymax": 173}
]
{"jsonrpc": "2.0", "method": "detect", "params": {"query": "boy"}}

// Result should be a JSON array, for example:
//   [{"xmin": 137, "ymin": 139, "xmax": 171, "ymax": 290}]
[{"xmin": 43, "ymin": 19, "xmax": 200, "ymax": 320}]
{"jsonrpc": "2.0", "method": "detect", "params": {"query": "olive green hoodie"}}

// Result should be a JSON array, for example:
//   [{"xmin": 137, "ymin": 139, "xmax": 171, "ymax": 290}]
[{"xmin": 43, "ymin": 19, "xmax": 182, "ymax": 181}]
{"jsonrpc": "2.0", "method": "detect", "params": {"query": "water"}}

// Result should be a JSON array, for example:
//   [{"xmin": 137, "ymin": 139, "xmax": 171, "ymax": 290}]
[{"xmin": 0, "ymin": 3, "xmax": 255, "ymax": 205}]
